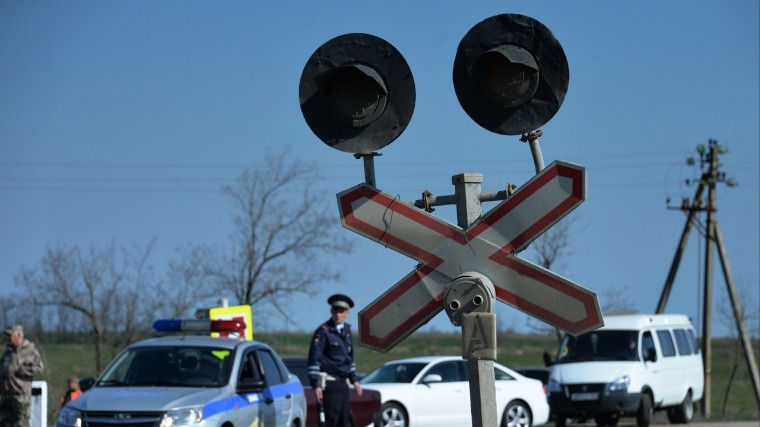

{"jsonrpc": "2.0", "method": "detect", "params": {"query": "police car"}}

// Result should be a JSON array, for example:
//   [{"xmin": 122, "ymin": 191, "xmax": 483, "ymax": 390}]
[{"xmin": 56, "ymin": 319, "xmax": 306, "ymax": 427}]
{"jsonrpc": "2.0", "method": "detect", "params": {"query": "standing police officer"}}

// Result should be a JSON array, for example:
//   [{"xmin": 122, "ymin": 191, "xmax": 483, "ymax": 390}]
[{"xmin": 308, "ymin": 294, "xmax": 362, "ymax": 427}]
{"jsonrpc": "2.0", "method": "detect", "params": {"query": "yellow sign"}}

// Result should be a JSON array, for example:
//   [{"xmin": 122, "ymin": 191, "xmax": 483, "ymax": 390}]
[{"xmin": 209, "ymin": 304, "xmax": 253, "ymax": 341}]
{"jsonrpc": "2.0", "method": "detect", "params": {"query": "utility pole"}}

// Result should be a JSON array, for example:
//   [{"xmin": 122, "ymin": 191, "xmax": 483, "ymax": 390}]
[{"xmin": 657, "ymin": 139, "xmax": 760, "ymax": 418}]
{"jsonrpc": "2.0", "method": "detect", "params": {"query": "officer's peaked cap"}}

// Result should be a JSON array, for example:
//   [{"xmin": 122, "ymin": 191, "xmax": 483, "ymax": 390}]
[{"xmin": 328, "ymin": 294, "xmax": 354, "ymax": 309}]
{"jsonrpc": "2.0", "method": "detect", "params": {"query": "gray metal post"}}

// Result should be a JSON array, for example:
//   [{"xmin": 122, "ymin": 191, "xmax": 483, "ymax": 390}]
[
  {"xmin": 452, "ymin": 173, "xmax": 483, "ymax": 228},
  {"xmin": 450, "ymin": 174, "xmax": 498, "ymax": 427},
  {"xmin": 520, "ymin": 130, "xmax": 545, "ymax": 173},
  {"xmin": 355, "ymin": 152, "xmax": 380, "ymax": 188}
]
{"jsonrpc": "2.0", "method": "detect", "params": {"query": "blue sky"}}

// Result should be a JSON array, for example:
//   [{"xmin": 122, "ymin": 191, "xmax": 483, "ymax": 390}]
[{"xmin": 1, "ymin": 1, "xmax": 758, "ymax": 340}]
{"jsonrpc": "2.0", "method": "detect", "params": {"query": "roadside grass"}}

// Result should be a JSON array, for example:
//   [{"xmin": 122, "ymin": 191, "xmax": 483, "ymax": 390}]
[{"xmin": 37, "ymin": 331, "xmax": 758, "ymax": 425}]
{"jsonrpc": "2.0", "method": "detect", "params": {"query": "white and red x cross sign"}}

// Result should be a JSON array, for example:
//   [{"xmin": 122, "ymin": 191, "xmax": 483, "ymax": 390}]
[{"xmin": 337, "ymin": 161, "xmax": 603, "ymax": 352}]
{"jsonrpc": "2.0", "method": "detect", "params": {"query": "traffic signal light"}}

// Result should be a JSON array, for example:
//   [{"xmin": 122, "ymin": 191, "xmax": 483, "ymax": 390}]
[
  {"xmin": 453, "ymin": 14, "xmax": 569, "ymax": 135},
  {"xmin": 299, "ymin": 33, "xmax": 416, "ymax": 154}
]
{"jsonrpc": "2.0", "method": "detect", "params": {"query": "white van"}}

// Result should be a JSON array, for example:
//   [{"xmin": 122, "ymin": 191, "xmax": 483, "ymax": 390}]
[{"xmin": 546, "ymin": 314, "xmax": 704, "ymax": 427}]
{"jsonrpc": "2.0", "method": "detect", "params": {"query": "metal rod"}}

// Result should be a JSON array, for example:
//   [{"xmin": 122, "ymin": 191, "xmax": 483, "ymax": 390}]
[
  {"xmin": 354, "ymin": 152, "xmax": 381, "ymax": 188},
  {"xmin": 520, "ymin": 130, "xmax": 545, "ymax": 173}
]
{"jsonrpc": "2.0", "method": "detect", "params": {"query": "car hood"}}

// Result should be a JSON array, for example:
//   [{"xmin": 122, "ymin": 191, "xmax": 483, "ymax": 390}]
[
  {"xmin": 552, "ymin": 361, "xmax": 632, "ymax": 384},
  {"xmin": 68, "ymin": 386, "xmax": 229, "ymax": 411}
]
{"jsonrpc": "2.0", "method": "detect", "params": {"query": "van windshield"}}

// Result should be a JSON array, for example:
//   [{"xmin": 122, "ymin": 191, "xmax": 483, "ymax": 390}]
[
  {"xmin": 556, "ymin": 330, "xmax": 639, "ymax": 363},
  {"xmin": 98, "ymin": 346, "xmax": 234, "ymax": 388}
]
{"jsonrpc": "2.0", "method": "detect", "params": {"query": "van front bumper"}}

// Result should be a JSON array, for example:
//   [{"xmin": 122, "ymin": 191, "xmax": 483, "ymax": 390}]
[{"xmin": 549, "ymin": 385, "xmax": 641, "ymax": 417}]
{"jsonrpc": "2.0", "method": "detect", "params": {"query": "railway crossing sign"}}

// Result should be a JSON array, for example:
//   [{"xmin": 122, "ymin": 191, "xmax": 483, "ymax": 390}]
[{"xmin": 338, "ymin": 160, "xmax": 603, "ymax": 352}]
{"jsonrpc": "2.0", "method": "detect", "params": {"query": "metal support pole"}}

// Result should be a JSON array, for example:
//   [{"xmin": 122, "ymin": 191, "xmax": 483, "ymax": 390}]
[
  {"xmin": 467, "ymin": 359, "xmax": 497, "ymax": 426},
  {"xmin": 520, "ymin": 130, "xmax": 545, "ymax": 173},
  {"xmin": 448, "ymin": 177, "xmax": 498, "ymax": 427},
  {"xmin": 444, "ymin": 273, "xmax": 498, "ymax": 427},
  {"xmin": 354, "ymin": 152, "xmax": 381, "ymax": 188},
  {"xmin": 452, "ymin": 173, "xmax": 483, "ymax": 228}
]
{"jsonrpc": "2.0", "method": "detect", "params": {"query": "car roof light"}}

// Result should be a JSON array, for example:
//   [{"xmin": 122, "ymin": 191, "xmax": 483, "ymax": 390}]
[{"xmin": 153, "ymin": 319, "xmax": 247, "ymax": 334}]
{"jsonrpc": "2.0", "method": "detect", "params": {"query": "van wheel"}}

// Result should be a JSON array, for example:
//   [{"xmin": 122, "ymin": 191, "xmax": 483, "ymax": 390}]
[
  {"xmin": 667, "ymin": 391, "xmax": 694, "ymax": 424},
  {"xmin": 636, "ymin": 393, "xmax": 653, "ymax": 427}
]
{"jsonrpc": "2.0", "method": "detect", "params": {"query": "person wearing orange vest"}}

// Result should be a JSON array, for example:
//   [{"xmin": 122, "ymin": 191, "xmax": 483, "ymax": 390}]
[{"xmin": 60, "ymin": 376, "xmax": 82, "ymax": 408}]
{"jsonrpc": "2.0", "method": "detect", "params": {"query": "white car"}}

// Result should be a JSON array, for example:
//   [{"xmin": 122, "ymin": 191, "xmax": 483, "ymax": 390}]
[{"xmin": 361, "ymin": 356, "xmax": 549, "ymax": 427}]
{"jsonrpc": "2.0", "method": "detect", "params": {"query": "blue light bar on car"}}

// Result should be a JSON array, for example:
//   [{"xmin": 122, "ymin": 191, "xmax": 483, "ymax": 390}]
[{"xmin": 153, "ymin": 319, "xmax": 246, "ymax": 334}]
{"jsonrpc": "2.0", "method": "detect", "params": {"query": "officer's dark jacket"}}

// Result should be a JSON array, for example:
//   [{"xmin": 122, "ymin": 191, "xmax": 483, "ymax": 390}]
[{"xmin": 307, "ymin": 319, "xmax": 358, "ymax": 389}]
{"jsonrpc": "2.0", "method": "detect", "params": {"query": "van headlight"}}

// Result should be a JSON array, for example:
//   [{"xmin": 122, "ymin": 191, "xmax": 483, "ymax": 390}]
[
  {"xmin": 608, "ymin": 375, "xmax": 630, "ymax": 392},
  {"xmin": 57, "ymin": 407, "xmax": 82, "ymax": 427},
  {"xmin": 159, "ymin": 407, "xmax": 204, "ymax": 427},
  {"xmin": 548, "ymin": 378, "xmax": 562, "ymax": 393}
]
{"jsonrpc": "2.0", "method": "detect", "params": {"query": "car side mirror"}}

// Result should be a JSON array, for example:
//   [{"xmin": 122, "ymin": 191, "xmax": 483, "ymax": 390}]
[
  {"xmin": 79, "ymin": 377, "xmax": 95, "ymax": 392},
  {"xmin": 237, "ymin": 378, "xmax": 266, "ymax": 394},
  {"xmin": 543, "ymin": 351, "xmax": 553, "ymax": 367},
  {"xmin": 421, "ymin": 374, "xmax": 443, "ymax": 384},
  {"xmin": 645, "ymin": 348, "xmax": 657, "ymax": 362}
]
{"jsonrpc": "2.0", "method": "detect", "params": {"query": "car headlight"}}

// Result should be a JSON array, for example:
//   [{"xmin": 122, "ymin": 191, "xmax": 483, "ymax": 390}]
[
  {"xmin": 57, "ymin": 407, "xmax": 82, "ymax": 427},
  {"xmin": 608, "ymin": 375, "xmax": 630, "ymax": 392},
  {"xmin": 159, "ymin": 407, "xmax": 204, "ymax": 427},
  {"xmin": 548, "ymin": 378, "xmax": 562, "ymax": 393}
]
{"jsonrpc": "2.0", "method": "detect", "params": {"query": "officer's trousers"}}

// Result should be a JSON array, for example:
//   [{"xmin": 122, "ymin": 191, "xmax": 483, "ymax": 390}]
[
  {"xmin": 323, "ymin": 379, "xmax": 354, "ymax": 427},
  {"xmin": 0, "ymin": 394, "xmax": 31, "ymax": 427}
]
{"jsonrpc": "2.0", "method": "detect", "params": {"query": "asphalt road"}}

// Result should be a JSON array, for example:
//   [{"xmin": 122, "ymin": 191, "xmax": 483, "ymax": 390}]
[
  {"xmin": 550, "ymin": 421, "xmax": 758, "ymax": 427},
  {"xmin": 685, "ymin": 423, "xmax": 759, "ymax": 427}
]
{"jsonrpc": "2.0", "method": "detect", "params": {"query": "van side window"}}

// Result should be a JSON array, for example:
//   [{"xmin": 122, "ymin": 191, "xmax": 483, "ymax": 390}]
[
  {"xmin": 656, "ymin": 330, "xmax": 677, "ymax": 357},
  {"xmin": 688, "ymin": 328, "xmax": 700, "ymax": 354},
  {"xmin": 673, "ymin": 328, "xmax": 693, "ymax": 355},
  {"xmin": 642, "ymin": 332, "xmax": 656, "ymax": 360}
]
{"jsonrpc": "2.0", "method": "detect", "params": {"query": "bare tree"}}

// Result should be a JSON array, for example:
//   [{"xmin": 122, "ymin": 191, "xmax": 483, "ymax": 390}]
[
  {"xmin": 192, "ymin": 149, "xmax": 354, "ymax": 327},
  {"xmin": 162, "ymin": 243, "xmax": 222, "ymax": 318},
  {"xmin": 14, "ymin": 241, "xmax": 161, "ymax": 371},
  {"xmin": 532, "ymin": 217, "xmax": 575, "ymax": 274},
  {"xmin": 0, "ymin": 296, "xmax": 16, "ymax": 329}
]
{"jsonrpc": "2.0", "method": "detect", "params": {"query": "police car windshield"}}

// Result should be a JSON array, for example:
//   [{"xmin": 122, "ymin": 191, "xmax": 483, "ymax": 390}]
[
  {"xmin": 556, "ymin": 330, "xmax": 639, "ymax": 363},
  {"xmin": 98, "ymin": 346, "xmax": 234, "ymax": 388}
]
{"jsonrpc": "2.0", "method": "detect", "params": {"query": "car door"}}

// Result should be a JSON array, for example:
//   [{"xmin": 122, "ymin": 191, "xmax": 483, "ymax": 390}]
[
  {"xmin": 640, "ymin": 330, "xmax": 668, "ymax": 404},
  {"xmin": 493, "ymin": 366, "xmax": 518, "ymax": 414},
  {"xmin": 237, "ymin": 349, "xmax": 277, "ymax": 427},
  {"xmin": 258, "ymin": 349, "xmax": 294, "ymax": 426},
  {"xmin": 415, "ymin": 360, "xmax": 470, "ymax": 426}
]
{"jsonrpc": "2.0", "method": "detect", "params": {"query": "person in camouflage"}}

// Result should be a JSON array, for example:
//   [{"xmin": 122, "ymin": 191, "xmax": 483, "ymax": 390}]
[{"xmin": 0, "ymin": 325, "xmax": 45, "ymax": 427}]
